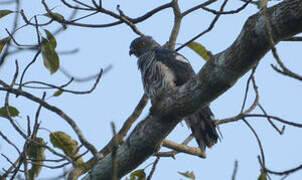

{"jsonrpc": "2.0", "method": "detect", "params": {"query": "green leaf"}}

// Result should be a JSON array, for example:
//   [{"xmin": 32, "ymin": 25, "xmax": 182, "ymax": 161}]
[
  {"xmin": 43, "ymin": 12, "xmax": 67, "ymax": 30},
  {"xmin": 27, "ymin": 137, "xmax": 46, "ymax": 180},
  {"xmin": 53, "ymin": 90, "xmax": 63, "ymax": 97},
  {"xmin": 187, "ymin": 42, "xmax": 212, "ymax": 61},
  {"xmin": 0, "ymin": 37, "xmax": 10, "ymax": 54},
  {"xmin": 178, "ymin": 171, "xmax": 196, "ymax": 180},
  {"xmin": 0, "ymin": 10, "xmax": 14, "ymax": 19},
  {"xmin": 0, "ymin": 106, "xmax": 19, "ymax": 118},
  {"xmin": 41, "ymin": 37, "xmax": 60, "ymax": 74},
  {"xmin": 130, "ymin": 169, "xmax": 146, "ymax": 180},
  {"xmin": 44, "ymin": 29, "xmax": 57, "ymax": 49}
]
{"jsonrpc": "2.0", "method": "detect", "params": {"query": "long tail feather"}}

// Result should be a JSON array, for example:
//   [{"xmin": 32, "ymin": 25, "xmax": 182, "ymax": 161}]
[{"xmin": 185, "ymin": 106, "xmax": 218, "ymax": 153}]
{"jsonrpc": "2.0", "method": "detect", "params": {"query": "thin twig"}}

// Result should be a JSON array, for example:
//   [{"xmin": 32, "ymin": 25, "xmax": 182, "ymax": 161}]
[
  {"xmin": 18, "ymin": 50, "xmax": 41, "ymax": 91},
  {"xmin": 73, "ymin": 0, "xmax": 95, "ymax": 9},
  {"xmin": 245, "ymin": 114, "xmax": 302, "ymax": 128},
  {"xmin": 215, "ymin": 73, "xmax": 259, "ymax": 125},
  {"xmin": 258, "ymin": 103, "xmax": 285, "ymax": 135},
  {"xmin": 265, "ymin": 164, "xmax": 302, "ymax": 176},
  {"xmin": 0, "ymin": 0, "xmax": 20, "ymax": 66},
  {"xmin": 20, "ymin": 69, "xmax": 103, "ymax": 95},
  {"xmin": 146, "ymin": 157, "xmax": 160, "ymax": 180},
  {"xmin": 176, "ymin": 0, "xmax": 229, "ymax": 51},
  {"xmin": 240, "ymin": 67, "xmax": 257, "ymax": 113},
  {"xmin": 116, "ymin": 5, "xmax": 144, "ymax": 36},
  {"xmin": 0, "ymin": 85, "xmax": 99, "ymax": 157},
  {"xmin": 242, "ymin": 118, "xmax": 266, "ymax": 168},
  {"xmin": 200, "ymin": 0, "xmax": 252, "ymax": 15},
  {"xmin": 0, "ymin": 130, "xmax": 21, "ymax": 155},
  {"xmin": 61, "ymin": 0, "xmax": 93, "ymax": 10},
  {"xmin": 59, "ymin": 65, "xmax": 110, "ymax": 82},
  {"xmin": 45, "ymin": 0, "xmax": 172, "ymax": 28},
  {"xmin": 182, "ymin": 0, "xmax": 217, "ymax": 17},
  {"xmin": 231, "ymin": 160, "xmax": 238, "ymax": 180}
]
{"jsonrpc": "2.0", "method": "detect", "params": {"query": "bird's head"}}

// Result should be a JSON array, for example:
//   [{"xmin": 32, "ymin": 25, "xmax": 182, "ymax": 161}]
[{"xmin": 129, "ymin": 36, "xmax": 160, "ymax": 57}]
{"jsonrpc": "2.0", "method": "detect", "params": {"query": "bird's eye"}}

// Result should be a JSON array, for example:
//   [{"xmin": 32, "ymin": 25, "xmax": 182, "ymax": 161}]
[{"xmin": 139, "ymin": 42, "xmax": 145, "ymax": 47}]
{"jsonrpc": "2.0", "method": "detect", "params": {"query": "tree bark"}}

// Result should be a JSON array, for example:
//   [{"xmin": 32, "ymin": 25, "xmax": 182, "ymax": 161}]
[{"xmin": 83, "ymin": 1, "xmax": 302, "ymax": 179}]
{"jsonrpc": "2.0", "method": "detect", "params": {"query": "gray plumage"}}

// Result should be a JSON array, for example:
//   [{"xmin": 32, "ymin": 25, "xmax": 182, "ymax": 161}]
[{"xmin": 129, "ymin": 36, "xmax": 218, "ymax": 154}]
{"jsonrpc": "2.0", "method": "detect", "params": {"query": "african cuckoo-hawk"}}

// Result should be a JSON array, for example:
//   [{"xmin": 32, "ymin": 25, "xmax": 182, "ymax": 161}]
[{"xmin": 129, "ymin": 36, "xmax": 218, "ymax": 154}]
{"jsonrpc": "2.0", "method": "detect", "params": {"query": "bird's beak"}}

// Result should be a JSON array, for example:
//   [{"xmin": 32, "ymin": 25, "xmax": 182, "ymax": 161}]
[{"xmin": 129, "ymin": 48, "xmax": 135, "ymax": 56}]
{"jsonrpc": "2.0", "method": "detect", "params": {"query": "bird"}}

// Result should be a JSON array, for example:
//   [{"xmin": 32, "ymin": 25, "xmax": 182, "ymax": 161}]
[{"xmin": 129, "ymin": 36, "xmax": 218, "ymax": 155}]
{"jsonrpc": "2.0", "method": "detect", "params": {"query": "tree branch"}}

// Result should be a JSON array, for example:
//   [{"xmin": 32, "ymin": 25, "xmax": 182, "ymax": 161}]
[{"xmin": 83, "ymin": 1, "xmax": 302, "ymax": 179}]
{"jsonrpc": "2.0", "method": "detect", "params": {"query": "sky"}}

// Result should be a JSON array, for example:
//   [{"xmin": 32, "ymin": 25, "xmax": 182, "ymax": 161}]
[{"xmin": 1, "ymin": 0, "xmax": 302, "ymax": 180}]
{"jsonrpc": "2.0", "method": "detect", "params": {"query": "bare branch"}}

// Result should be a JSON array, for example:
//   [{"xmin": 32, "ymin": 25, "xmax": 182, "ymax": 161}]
[
  {"xmin": 176, "ymin": 0, "xmax": 229, "ymax": 51},
  {"xmin": 146, "ymin": 157, "xmax": 160, "ymax": 180},
  {"xmin": 61, "ymin": 0, "xmax": 94, "ymax": 11},
  {"xmin": 215, "ymin": 72, "xmax": 259, "ymax": 125},
  {"xmin": 242, "ymin": 118, "xmax": 266, "ymax": 168},
  {"xmin": 156, "ymin": 135, "xmax": 193, "ymax": 158},
  {"xmin": 19, "ymin": 50, "xmax": 41, "ymax": 91},
  {"xmin": 231, "ymin": 160, "xmax": 238, "ymax": 180},
  {"xmin": 0, "ymin": 85, "xmax": 98, "ymax": 157},
  {"xmin": 59, "ymin": 65, "xmax": 111, "ymax": 82},
  {"xmin": 167, "ymin": 0, "xmax": 182, "ymax": 50},
  {"xmin": 0, "ymin": 130, "xmax": 21, "ymax": 155},
  {"xmin": 0, "ymin": 0, "xmax": 20, "ymax": 66},
  {"xmin": 162, "ymin": 139, "xmax": 206, "ymax": 158},
  {"xmin": 258, "ymin": 103, "xmax": 285, "ymax": 135},
  {"xmin": 200, "ymin": 0, "xmax": 252, "ymax": 15},
  {"xmin": 265, "ymin": 164, "xmax": 302, "ymax": 176},
  {"xmin": 182, "ymin": 0, "xmax": 217, "ymax": 17},
  {"xmin": 44, "ymin": 0, "xmax": 172, "ymax": 28},
  {"xmin": 245, "ymin": 114, "xmax": 302, "ymax": 128},
  {"xmin": 116, "ymin": 5, "xmax": 144, "ymax": 36}
]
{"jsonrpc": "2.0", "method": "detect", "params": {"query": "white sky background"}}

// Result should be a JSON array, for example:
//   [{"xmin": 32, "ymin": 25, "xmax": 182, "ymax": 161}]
[{"xmin": 1, "ymin": 0, "xmax": 302, "ymax": 179}]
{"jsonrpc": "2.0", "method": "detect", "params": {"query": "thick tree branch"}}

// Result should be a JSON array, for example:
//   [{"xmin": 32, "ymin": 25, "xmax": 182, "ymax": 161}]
[{"xmin": 83, "ymin": 1, "xmax": 302, "ymax": 179}]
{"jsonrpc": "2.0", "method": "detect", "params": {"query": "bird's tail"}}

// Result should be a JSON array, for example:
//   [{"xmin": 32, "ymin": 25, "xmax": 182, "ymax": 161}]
[{"xmin": 185, "ymin": 106, "xmax": 218, "ymax": 154}]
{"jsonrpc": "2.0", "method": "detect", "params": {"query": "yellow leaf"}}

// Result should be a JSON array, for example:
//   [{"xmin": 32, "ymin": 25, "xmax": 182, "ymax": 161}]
[
  {"xmin": 178, "ymin": 171, "xmax": 196, "ymax": 180},
  {"xmin": 0, "ymin": 106, "xmax": 19, "ymax": 118},
  {"xmin": 53, "ymin": 89, "xmax": 63, "ymax": 97},
  {"xmin": 43, "ymin": 12, "xmax": 67, "ymax": 29},
  {"xmin": 0, "ymin": 10, "xmax": 14, "ymax": 19},
  {"xmin": 50, "ymin": 131, "xmax": 83, "ymax": 163},
  {"xmin": 0, "ymin": 37, "xmax": 10, "ymax": 54},
  {"xmin": 44, "ymin": 29, "xmax": 57, "ymax": 49},
  {"xmin": 43, "ymin": 12, "xmax": 64, "ymax": 20},
  {"xmin": 27, "ymin": 137, "xmax": 46, "ymax": 180},
  {"xmin": 187, "ymin": 42, "xmax": 212, "ymax": 61},
  {"xmin": 130, "ymin": 169, "xmax": 146, "ymax": 180},
  {"xmin": 257, "ymin": 171, "xmax": 267, "ymax": 180}
]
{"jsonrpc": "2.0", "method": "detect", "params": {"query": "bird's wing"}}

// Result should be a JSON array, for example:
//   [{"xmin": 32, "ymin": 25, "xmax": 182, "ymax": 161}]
[{"xmin": 154, "ymin": 49, "xmax": 195, "ymax": 86}]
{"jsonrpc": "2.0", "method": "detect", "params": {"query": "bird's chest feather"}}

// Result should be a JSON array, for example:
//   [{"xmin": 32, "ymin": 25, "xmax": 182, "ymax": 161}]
[
  {"xmin": 138, "ymin": 56, "xmax": 176, "ymax": 99},
  {"xmin": 155, "ymin": 61, "xmax": 176, "ymax": 88}
]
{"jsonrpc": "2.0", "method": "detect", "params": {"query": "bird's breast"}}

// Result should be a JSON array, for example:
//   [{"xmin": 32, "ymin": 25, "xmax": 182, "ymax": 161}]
[{"xmin": 155, "ymin": 61, "xmax": 176, "ymax": 89}]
